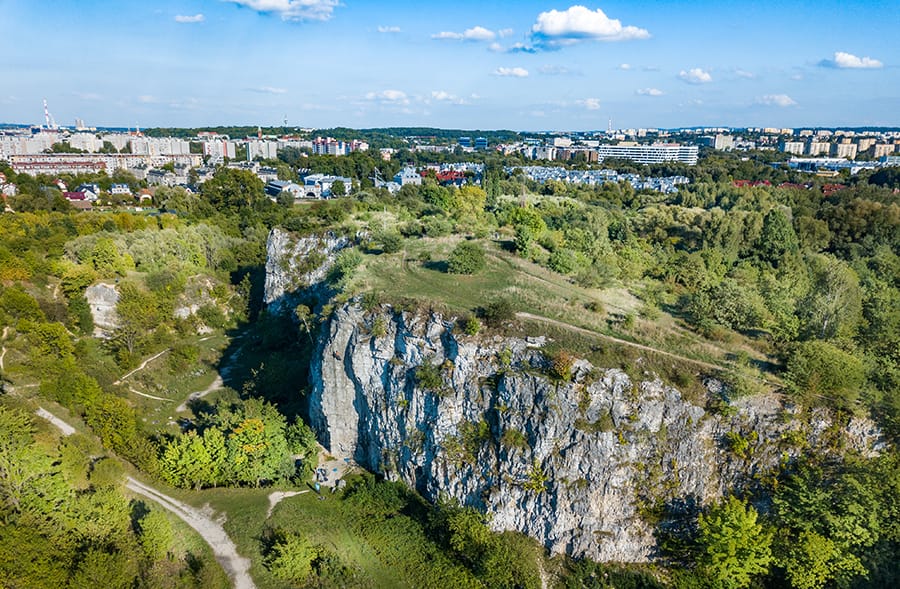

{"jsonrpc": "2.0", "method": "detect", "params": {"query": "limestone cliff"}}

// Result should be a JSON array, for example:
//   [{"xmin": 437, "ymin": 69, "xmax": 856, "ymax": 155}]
[
  {"xmin": 307, "ymin": 303, "xmax": 883, "ymax": 562},
  {"xmin": 263, "ymin": 228, "xmax": 351, "ymax": 314}
]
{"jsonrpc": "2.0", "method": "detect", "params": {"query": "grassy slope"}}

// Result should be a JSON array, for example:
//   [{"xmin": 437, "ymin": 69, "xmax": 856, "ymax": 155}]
[{"xmin": 349, "ymin": 236, "xmax": 778, "ymax": 396}]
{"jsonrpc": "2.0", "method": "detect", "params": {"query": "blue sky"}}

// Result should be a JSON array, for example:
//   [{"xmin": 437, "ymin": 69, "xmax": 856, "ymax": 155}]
[{"xmin": 1, "ymin": 0, "xmax": 897, "ymax": 130}]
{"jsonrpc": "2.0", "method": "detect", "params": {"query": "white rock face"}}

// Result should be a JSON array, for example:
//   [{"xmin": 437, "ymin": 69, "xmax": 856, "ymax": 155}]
[
  {"xmin": 263, "ymin": 228, "xmax": 351, "ymax": 314},
  {"xmin": 308, "ymin": 303, "xmax": 884, "ymax": 563},
  {"xmin": 85, "ymin": 282, "xmax": 119, "ymax": 336}
]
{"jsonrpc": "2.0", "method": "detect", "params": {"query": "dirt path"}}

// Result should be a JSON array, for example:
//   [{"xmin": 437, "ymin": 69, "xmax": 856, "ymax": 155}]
[
  {"xmin": 114, "ymin": 348, "xmax": 170, "ymax": 385},
  {"xmin": 516, "ymin": 311, "xmax": 727, "ymax": 373},
  {"xmin": 126, "ymin": 478, "xmax": 256, "ymax": 589},
  {"xmin": 0, "ymin": 326, "xmax": 9, "ymax": 372},
  {"xmin": 129, "ymin": 387, "xmax": 171, "ymax": 402},
  {"xmin": 34, "ymin": 407, "xmax": 77, "ymax": 436},
  {"xmin": 266, "ymin": 490, "xmax": 308, "ymax": 518},
  {"xmin": 34, "ymin": 406, "xmax": 255, "ymax": 589},
  {"xmin": 176, "ymin": 374, "xmax": 224, "ymax": 413}
]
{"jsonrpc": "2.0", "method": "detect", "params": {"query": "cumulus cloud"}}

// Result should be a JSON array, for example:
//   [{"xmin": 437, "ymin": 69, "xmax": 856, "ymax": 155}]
[
  {"xmin": 430, "ymin": 90, "xmax": 467, "ymax": 105},
  {"xmin": 679, "ymin": 68, "xmax": 712, "ymax": 84},
  {"xmin": 493, "ymin": 67, "xmax": 529, "ymax": 77},
  {"xmin": 529, "ymin": 5, "xmax": 650, "ymax": 49},
  {"xmin": 377, "ymin": 25, "xmax": 400, "ymax": 33},
  {"xmin": 174, "ymin": 13, "xmax": 204, "ymax": 23},
  {"xmin": 365, "ymin": 89, "xmax": 409, "ymax": 105},
  {"xmin": 577, "ymin": 98, "xmax": 601, "ymax": 110},
  {"xmin": 498, "ymin": 28, "xmax": 514, "ymax": 38},
  {"xmin": 757, "ymin": 94, "xmax": 797, "ymax": 107},
  {"xmin": 636, "ymin": 88, "xmax": 664, "ymax": 96},
  {"xmin": 225, "ymin": 0, "xmax": 339, "ymax": 22},
  {"xmin": 249, "ymin": 86, "xmax": 287, "ymax": 94},
  {"xmin": 137, "ymin": 95, "xmax": 158, "ymax": 104},
  {"xmin": 820, "ymin": 51, "xmax": 883, "ymax": 69},
  {"xmin": 618, "ymin": 63, "xmax": 631, "ymax": 70},
  {"xmin": 432, "ymin": 26, "xmax": 496, "ymax": 41}
]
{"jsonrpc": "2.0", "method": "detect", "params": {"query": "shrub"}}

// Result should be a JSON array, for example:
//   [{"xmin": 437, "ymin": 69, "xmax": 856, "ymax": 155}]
[
  {"xmin": 548, "ymin": 350, "xmax": 576, "ymax": 382},
  {"xmin": 500, "ymin": 429, "xmax": 528, "ymax": 450},
  {"xmin": 460, "ymin": 315, "xmax": 481, "ymax": 336},
  {"xmin": 481, "ymin": 299, "xmax": 515, "ymax": 327},
  {"xmin": 447, "ymin": 241, "xmax": 486, "ymax": 275},
  {"xmin": 375, "ymin": 231, "xmax": 403, "ymax": 254},
  {"xmin": 415, "ymin": 361, "xmax": 443, "ymax": 392}
]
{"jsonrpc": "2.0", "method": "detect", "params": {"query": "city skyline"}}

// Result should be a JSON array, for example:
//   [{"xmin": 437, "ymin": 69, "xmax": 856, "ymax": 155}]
[{"xmin": 1, "ymin": 0, "xmax": 898, "ymax": 130}]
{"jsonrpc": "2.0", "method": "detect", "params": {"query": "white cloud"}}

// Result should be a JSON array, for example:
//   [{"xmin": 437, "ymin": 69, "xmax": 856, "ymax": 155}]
[
  {"xmin": 498, "ymin": 28, "xmax": 514, "ymax": 38},
  {"xmin": 636, "ymin": 88, "xmax": 664, "ymax": 96},
  {"xmin": 757, "ymin": 94, "xmax": 797, "ymax": 107},
  {"xmin": 174, "ymin": 13, "xmax": 204, "ymax": 23},
  {"xmin": 734, "ymin": 69, "xmax": 755, "ymax": 79},
  {"xmin": 249, "ymin": 86, "xmax": 287, "ymax": 94},
  {"xmin": 530, "ymin": 5, "xmax": 650, "ymax": 49},
  {"xmin": 493, "ymin": 67, "xmax": 529, "ymax": 77},
  {"xmin": 577, "ymin": 98, "xmax": 601, "ymax": 110},
  {"xmin": 225, "ymin": 0, "xmax": 339, "ymax": 22},
  {"xmin": 618, "ymin": 63, "xmax": 631, "ymax": 70},
  {"xmin": 432, "ymin": 26, "xmax": 496, "ymax": 41},
  {"xmin": 365, "ymin": 89, "xmax": 409, "ymax": 105},
  {"xmin": 790, "ymin": 73, "xmax": 804, "ymax": 81},
  {"xmin": 488, "ymin": 42, "xmax": 503, "ymax": 52},
  {"xmin": 821, "ymin": 51, "xmax": 883, "ymax": 69},
  {"xmin": 137, "ymin": 95, "xmax": 157, "ymax": 104},
  {"xmin": 679, "ymin": 68, "xmax": 712, "ymax": 84},
  {"xmin": 377, "ymin": 25, "xmax": 401, "ymax": 33},
  {"xmin": 539, "ymin": 65, "xmax": 574, "ymax": 75},
  {"xmin": 430, "ymin": 90, "xmax": 467, "ymax": 105}
]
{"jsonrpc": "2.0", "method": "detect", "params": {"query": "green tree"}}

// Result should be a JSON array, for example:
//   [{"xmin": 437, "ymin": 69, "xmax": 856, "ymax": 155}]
[
  {"xmin": 696, "ymin": 496, "xmax": 773, "ymax": 589},
  {"xmin": 265, "ymin": 532, "xmax": 317, "ymax": 583},
  {"xmin": 137, "ymin": 510, "xmax": 174, "ymax": 560},
  {"xmin": 200, "ymin": 167, "xmax": 266, "ymax": 213},
  {"xmin": 799, "ymin": 254, "xmax": 862, "ymax": 340},
  {"xmin": 785, "ymin": 340, "xmax": 866, "ymax": 411},
  {"xmin": 447, "ymin": 241, "xmax": 486, "ymax": 274},
  {"xmin": 331, "ymin": 179, "xmax": 346, "ymax": 197},
  {"xmin": 757, "ymin": 208, "xmax": 798, "ymax": 265}
]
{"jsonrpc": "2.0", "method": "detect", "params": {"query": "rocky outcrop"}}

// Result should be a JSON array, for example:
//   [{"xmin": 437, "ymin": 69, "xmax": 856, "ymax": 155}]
[
  {"xmin": 308, "ymin": 303, "xmax": 883, "ymax": 563},
  {"xmin": 85, "ymin": 282, "xmax": 119, "ymax": 337},
  {"xmin": 263, "ymin": 228, "xmax": 351, "ymax": 314}
]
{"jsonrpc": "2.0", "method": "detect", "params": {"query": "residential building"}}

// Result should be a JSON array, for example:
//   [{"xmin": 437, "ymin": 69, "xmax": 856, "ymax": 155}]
[
  {"xmin": 393, "ymin": 167, "xmax": 422, "ymax": 186},
  {"xmin": 592, "ymin": 143, "xmax": 699, "ymax": 165},
  {"xmin": 474, "ymin": 137, "xmax": 488, "ymax": 150},
  {"xmin": 265, "ymin": 180, "xmax": 305, "ymax": 200},
  {"xmin": 832, "ymin": 143, "xmax": 858, "ymax": 160},
  {"xmin": 780, "ymin": 141, "xmax": 805, "ymax": 155}
]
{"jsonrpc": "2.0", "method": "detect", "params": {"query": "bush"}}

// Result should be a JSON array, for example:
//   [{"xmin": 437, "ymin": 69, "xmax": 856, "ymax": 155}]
[
  {"xmin": 460, "ymin": 315, "xmax": 481, "ymax": 336},
  {"xmin": 500, "ymin": 429, "xmax": 528, "ymax": 450},
  {"xmin": 548, "ymin": 350, "xmax": 576, "ymax": 382},
  {"xmin": 375, "ymin": 231, "xmax": 403, "ymax": 254},
  {"xmin": 447, "ymin": 241, "xmax": 486, "ymax": 275},
  {"xmin": 481, "ymin": 299, "xmax": 516, "ymax": 327},
  {"xmin": 415, "ymin": 361, "xmax": 443, "ymax": 392}
]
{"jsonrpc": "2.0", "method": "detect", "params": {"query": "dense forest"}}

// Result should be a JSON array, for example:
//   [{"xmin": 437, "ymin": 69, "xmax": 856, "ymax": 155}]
[{"xmin": 0, "ymin": 147, "xmax": 898, "ymax": 588}]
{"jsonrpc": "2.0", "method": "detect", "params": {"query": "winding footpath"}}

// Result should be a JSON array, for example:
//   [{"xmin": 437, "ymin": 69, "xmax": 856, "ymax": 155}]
[
  {"xmin": 33, "ymin": 406, "xmax": 256, "ymax": 589},
  {"xmin": 113, "ymin": 348, "xmax": 170, "ymax": 385}
]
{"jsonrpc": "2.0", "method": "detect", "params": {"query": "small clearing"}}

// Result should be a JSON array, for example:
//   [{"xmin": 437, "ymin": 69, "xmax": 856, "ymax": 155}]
[{"xmin": 176, "ymin": 374, "xmax": 224, "ymax": 413}]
